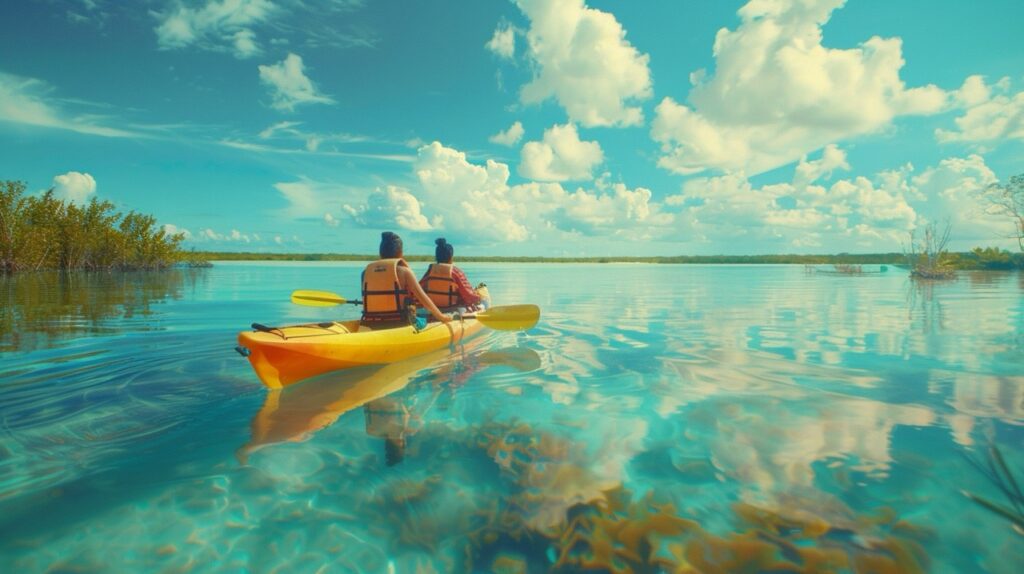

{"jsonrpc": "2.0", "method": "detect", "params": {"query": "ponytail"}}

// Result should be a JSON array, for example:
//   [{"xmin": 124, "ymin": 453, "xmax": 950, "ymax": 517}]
[{"xmin": 434, "ymin": 237, "xmax": 454, "ymax": 263}]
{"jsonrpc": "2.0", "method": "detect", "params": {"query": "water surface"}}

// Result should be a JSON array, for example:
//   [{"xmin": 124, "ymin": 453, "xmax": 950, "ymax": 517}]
[{"xmin": 1, "ymin": 263, "xmax": 1022, "ymax": 573}]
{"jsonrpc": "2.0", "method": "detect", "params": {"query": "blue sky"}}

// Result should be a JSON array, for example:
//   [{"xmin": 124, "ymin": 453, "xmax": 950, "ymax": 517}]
[{"xmin": 1, "ymin": 0, "xmax": 1022, "ymax": 256}]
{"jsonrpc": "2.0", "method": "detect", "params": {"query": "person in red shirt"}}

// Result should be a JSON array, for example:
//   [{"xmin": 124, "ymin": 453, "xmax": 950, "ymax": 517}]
[{"xmin": 419, "ymin": 238, "xmax": 484, "ymax": 314}]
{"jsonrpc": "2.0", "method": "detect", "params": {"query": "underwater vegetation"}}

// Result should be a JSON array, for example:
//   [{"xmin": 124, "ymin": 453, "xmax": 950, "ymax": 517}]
[
  {"xmin": 963, "ymin": 444, "xmax": 1024, "ymax": 536},
  {"xmin": 351, "ymin": 418, "xmax": 934, "ymax": 573}
]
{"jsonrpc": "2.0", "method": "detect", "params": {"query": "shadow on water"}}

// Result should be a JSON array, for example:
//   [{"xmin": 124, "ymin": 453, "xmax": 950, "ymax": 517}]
[{"xmin": 0, "ymin": 269, "xmax": 208, "ymax": 353}]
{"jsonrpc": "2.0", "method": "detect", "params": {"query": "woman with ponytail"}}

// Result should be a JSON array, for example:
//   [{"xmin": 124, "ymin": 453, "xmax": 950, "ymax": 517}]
[{"xmin": 419, "ymin": 238, "xmax": 484, "ymax": 313}]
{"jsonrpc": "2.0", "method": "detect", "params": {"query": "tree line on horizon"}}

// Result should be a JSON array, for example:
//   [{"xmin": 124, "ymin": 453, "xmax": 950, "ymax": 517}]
[{"xmin": 194, "ymin": 250, "xmax": 1024, "ymax": 269}]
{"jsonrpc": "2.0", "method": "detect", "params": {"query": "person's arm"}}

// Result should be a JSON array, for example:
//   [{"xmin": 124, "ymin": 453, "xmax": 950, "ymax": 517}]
[
  {"xmin": 451, "ymin": 267, "xmax": 481, "ymax": 305},
  {"xmin": 399, "ymin": 266, "xmax": 451, "ymax": 323}
]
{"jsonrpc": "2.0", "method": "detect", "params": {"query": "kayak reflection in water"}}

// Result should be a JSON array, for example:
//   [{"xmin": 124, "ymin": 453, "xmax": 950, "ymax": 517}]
[
  {"xmin": 360, "ymin": 231, "xmax": 452, "ymax": 330},
  {"xmin": 237, "ymin": 344, "xmax": 541, "ymax": 464},
  {"xmin": 419, "ymin": 238, "xmax": 490, "ymax": 316},
  {"xmin": 363, "ymin": 345, "xmax": 541, "ymax": 466}
]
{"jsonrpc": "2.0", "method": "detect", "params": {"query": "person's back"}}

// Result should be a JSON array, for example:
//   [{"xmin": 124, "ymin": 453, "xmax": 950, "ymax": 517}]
[
  {"xmin": 361, "ymin": 256, "xmax": 411, "ymax": 323},
  {"xmin": 420, "ymin": 238, "xmax": 483, "ymax": 313},
  {"xmin": 360, "ymin": 232, "xmax": 452, "ymax": 328}
]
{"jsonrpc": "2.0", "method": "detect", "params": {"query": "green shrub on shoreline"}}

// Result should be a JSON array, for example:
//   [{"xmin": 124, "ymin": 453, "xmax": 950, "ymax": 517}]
[{"xmin": 1, "ymin": 180, "xmax": 186, "ymax": 273}]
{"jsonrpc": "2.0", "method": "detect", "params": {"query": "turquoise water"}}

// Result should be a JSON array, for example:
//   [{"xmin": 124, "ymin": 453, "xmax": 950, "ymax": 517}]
[{"xmin": 1, "ymin": 262, "xmax": 1022, "ymax": 573}]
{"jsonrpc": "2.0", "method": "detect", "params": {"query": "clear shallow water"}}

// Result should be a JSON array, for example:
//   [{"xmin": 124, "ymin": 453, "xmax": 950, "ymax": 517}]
[{"xmin": 1, "ymin": 263, "xmax": 1022, "ymax": 573}]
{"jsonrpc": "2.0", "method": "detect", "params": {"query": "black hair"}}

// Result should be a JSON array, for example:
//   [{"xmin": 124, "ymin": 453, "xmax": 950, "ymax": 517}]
[
  {"xmin": 380, "ymin": 231, "xmax": 403, "ymax": 258},
  {"xmin": 434, "ymin": 237, "xmax": 454, "ymax": 263}
]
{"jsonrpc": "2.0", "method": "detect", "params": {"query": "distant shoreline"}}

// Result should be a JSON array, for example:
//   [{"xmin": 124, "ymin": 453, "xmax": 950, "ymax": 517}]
[{"xmin": 198, "ymin": 251, "xmax": 908, "ymax": 265}]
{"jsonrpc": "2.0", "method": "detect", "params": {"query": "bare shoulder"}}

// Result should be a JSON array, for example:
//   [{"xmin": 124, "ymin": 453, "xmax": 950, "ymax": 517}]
[{"xmin": 397, "ymin": 265, "xmax": 418, "ymax": 285}]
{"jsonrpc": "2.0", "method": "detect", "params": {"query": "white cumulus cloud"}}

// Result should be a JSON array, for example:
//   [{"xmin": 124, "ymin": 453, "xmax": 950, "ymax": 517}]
[
  {"xmin": 519, "ymin": 123, "xmax": 604, "ymax": 181},
  {"xmin": 323, "ymin": 212, "xmax": 339, "ymax": 227},
  {"xmin": 514, "ymin": 0, "xmax": 652, "ymax": 127},
  {"xmin": 415, "ymin": 142, "xmax": 529, "ymax": 242},
  {"xmin": 343, "ymin": 186, "xmax": 434, "ymax": 231},
  {"xmin": 162, "ymin": 223, "xmax": 192, "ymax": 239},
  {"xmin": 912, "ymin": 154, "xmax": 1006, "ymax": 246},
  {"xmin": 274, "ymin": 141, "xmax": 674, "ymax": 246},
  {"xmin": 415, "ymin": 141, "xmax": 671, "ymax": 242},
  {"xmin": 936, "ymin": 76, "xmax": 1024, "ymax": 144},
  {"xmin": 667, "ymin": 150, "xmax": 925, "ymax": 250},
  {"xmin": 52, "ymin": 171, "xmax": 97, "ymax": 205},
  {"xmin": 199, "ymin": 228, "xmax": 254, "ymax": 242},
  {"xmin": 663, "ymin": 150, "xmax": 1015, "ymax": 251},
  {"xmin": 652, "ymin": 0, "xmax": 949, "ymax": 176},
  {"xmin": 258, "ymin": 53, "xmax": 334, "ymax": 111},
  {"xmin": 489, "ymin": 121, "xmax": 525, "ymax": 146}
]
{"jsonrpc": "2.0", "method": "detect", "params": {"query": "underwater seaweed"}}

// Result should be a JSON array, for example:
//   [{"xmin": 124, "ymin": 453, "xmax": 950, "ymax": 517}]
[{"xmin": 962, "ymin": 444, "xmax": 1024, "ymax": 536}]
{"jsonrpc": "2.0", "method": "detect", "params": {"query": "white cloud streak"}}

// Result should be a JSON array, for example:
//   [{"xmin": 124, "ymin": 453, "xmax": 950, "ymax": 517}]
[
  {"xmin": 154, "ymin": 0, "xmax": 277, "ymax": 58},
  {"xmin": 519, "ymin": 123, "xmax": 604, "ymax": 181},
  {"xmin": 0, "ymin": 72, "xmax": 138, "ymax": 138}
]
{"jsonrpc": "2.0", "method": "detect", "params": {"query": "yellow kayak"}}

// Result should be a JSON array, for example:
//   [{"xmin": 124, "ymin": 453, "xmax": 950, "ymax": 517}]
[{"xmin": 237, "ymin": 317, "xmax": 486, "ymax": 389}]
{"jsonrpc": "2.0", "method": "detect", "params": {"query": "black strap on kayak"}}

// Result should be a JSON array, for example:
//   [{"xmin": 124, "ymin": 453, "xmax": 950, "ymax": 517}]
[
  {"xmin": 252, "ymin": 322, "xmax": 287, "ymax": 339},
  {"xmin": 250, "ymin": 321, "xmax": 355, "ymax": 340}
]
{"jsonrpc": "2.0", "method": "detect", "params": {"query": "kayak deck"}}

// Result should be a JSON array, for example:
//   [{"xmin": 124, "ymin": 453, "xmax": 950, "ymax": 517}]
[{"xmin": 237, "ymin": 317, "xmax": 484, "ymax": 388}]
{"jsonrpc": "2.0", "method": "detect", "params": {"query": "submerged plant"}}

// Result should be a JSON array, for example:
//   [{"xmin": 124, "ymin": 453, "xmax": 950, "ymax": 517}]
[{"xmin": 962, "ymin": 444, "xmax": 1024, "ymax": 536}]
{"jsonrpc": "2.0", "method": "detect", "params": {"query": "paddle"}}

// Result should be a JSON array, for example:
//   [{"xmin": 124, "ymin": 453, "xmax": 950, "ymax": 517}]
[
  {"xmin": 461, "ymin": 305, "xmax": 540, "ymax": 331},
  {"xmin": 289, "ymin": 290, "xmax": 540, "ymax": 330},
  {"xmin": 290, "ymin": 290, "xmax": 362, "ymax": 307}
]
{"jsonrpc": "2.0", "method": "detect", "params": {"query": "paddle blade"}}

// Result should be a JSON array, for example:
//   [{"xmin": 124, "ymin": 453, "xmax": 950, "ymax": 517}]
[
  {"xmin": 291, "ymin": 290, "xmax": 347, "ymax": 307},
  {"xmin": 473, "ymin": 304, "xmax": 540, "ymax": 330}
]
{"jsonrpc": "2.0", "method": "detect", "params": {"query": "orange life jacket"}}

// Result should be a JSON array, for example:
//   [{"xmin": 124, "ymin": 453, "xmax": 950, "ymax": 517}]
[
  {"xmin": 361, "ymin": 258, "xmax": 411, "ymax": 322},
  {"xmin": 421, "ymin": 263, "xmax": 459, "ymax": 309}
]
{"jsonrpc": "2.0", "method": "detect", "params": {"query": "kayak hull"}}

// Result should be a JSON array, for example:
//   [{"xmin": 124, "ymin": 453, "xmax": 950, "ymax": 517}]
[{"xmin": 237, "ymin": 318, "xmax": 485, "ymax": 389}]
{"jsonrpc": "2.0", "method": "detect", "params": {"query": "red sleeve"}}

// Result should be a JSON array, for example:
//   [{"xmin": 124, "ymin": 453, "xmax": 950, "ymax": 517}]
[{"xmin": 451, "ymin": 267, "xmax": 481, "ymax": 305}]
